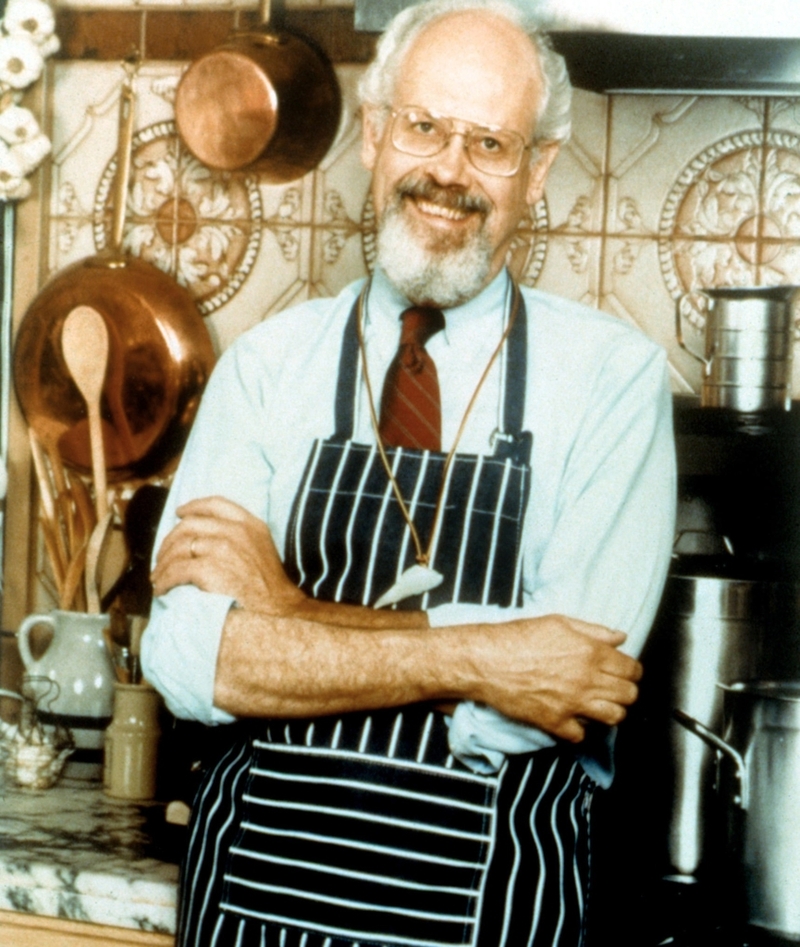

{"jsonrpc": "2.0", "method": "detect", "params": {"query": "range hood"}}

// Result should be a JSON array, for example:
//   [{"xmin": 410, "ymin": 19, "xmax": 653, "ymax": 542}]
[
  {"xmin": 548, "ymin": 34, "xmax": 800, "ymax": 94},
  {"xmin": 354, "ymin": 0, "xmax": 800, "ymax": 94}
]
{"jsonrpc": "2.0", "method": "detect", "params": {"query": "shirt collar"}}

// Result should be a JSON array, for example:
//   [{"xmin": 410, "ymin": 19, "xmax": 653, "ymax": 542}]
[{"xmin": 365, "ymin": 266, "xmax": 513, "ymax": 343}]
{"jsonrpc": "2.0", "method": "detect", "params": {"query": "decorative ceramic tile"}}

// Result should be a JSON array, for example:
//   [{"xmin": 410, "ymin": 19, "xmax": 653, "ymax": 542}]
[
  {"xmin": 311, "ymin": 66, "xmax": 367, "ymax": 223},
  {"xmin": 599, "ymin": 236, "xmax": 697, "ymax": 394},
  {"xmin": 607, "ymin": 94, "xmax": 763, "ymax": 237},
  {"xmin": 205, "ymin": 220, "xmax": 313, "ymax": 351},
  {"xmin": 545, "ymin": 87, "xmax": 608, "ymax": 235},
  {"xmin": 602, "ymin": 91, "xmax": 800, "ymax": 402},
  {"xmin": 533, "ymin": 234, "xmax": 602, "ymax": 307},
  {"xmin": 767, "ymin": 97, "xmax": 800, "ymax": 134},
  {"xmin": 48, "ymin": 63, "xmax": 121, "ymax": 276},
  {"xmin": 309, "ymin": 65, "xmax": 371, "ymax": 297}
]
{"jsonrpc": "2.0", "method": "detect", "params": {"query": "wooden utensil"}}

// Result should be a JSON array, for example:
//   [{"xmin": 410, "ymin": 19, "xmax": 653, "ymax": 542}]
[
  {"xmin": 84, "ymin": 511, "xmax": 113, "ymax": 614},
  {"xmin": 61, "ymin": 305, "xmax": 109, "ymax": 522}
]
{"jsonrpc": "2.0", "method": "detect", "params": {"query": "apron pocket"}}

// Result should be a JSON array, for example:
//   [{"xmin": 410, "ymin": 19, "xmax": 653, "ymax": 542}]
[{"xmin": 221, "ymin": 733, "xmax": 497, "ymax": 947}]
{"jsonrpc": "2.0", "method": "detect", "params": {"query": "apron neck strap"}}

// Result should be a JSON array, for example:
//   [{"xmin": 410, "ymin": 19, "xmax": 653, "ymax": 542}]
[{"xmin": 334, "ymin": 276, "xmax": 528, "ymax": 447}]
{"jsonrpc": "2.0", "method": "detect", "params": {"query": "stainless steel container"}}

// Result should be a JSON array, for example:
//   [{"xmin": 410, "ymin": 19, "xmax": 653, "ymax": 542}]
[
  {"xmin": 676, "ymin": 285, "xmax": 798, "ymax": 411},
  {"xmin": 676, "ymin": 682, "xmax": 800, "ymax": 942},
  {"xmin": 654, "ymin": 570, "xmax": 770, "ymax": 880}
]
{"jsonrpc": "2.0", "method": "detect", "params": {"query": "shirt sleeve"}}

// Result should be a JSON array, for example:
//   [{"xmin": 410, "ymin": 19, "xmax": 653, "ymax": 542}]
[
  {"xmin": 140, "ymin": 340, "xmax": 274, "ymax": 725},
  {"xmin": 431, "ymin": 338, "xmax": 676, "ymax": 774}
]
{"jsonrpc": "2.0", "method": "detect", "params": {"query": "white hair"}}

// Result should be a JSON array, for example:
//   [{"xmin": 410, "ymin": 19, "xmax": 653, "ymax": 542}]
[{"xmin": 357, "ymin": 0, "xmax": 572, "ymax": 147}]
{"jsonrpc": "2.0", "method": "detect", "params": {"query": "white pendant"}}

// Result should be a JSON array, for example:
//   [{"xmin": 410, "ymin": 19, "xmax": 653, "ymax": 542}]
[{"xmin": 374, "ymin": 564, "xmax": 444, "ymax": 609}]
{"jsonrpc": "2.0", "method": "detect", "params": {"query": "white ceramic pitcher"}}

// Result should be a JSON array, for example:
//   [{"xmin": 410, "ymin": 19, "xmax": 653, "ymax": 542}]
[{"xmin": 16, "ymin": 610, "xmax": 116, "ymax": 758}]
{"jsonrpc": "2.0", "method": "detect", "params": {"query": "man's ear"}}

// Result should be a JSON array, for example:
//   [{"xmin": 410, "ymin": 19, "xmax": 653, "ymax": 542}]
[
  {"xmin": 526, "ymin": 141, "xmax": 560, "ymax": 205},
  {"xmin": 361, "ymin": 105, "xmax": 383, "ymax": 172}
]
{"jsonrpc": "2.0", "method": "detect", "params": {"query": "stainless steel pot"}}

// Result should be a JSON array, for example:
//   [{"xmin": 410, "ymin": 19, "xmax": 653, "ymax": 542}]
[
  {"xmin": 676, "ymin": 286, "xmax": 798, "ymax": 411},
  {"xmin": 652, "ymin": 565, "xmax": 770, "ymax": 880},
  {"xmin": 675, "ymin": 682, "xmax": 800, "ymax": 941}
]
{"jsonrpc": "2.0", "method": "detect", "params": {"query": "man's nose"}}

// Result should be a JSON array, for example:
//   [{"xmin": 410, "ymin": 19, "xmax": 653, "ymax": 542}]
[{"xmin": 426, "ymin": 131, "xmax": 472, "ymax": 183}]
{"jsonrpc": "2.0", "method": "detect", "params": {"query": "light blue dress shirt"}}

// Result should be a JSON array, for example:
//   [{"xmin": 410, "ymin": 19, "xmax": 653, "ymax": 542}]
[{"xmin": 142, "ymin": 268, "xmax": 676, "ymax": 782}]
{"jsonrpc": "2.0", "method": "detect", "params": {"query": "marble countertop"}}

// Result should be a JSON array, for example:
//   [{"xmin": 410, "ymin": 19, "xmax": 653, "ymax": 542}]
[{"xmin": 0, "ymin": 779, "xmax": 180, "ymax": 935}]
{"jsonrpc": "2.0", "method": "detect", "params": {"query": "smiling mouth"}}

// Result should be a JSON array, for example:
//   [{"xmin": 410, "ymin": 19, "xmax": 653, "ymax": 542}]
[
  {"xmin": 396, "ymin": 177, "xmax": 490, "ymax": 225},
  {"xmin": 414, "ymin": 198, "xmax": 470, "ymax": 222}
]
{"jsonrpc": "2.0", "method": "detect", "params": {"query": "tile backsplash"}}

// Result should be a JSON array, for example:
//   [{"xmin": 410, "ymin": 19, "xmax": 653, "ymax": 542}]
[{"xmin": 8, "ymin": 7, "xmax": 800, "ymax": 626}]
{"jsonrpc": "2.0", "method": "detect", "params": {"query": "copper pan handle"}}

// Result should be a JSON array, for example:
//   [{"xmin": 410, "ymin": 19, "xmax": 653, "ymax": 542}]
[{"xmin": 111, "ymin": 62, "xmax": 137, "ymax": 253}]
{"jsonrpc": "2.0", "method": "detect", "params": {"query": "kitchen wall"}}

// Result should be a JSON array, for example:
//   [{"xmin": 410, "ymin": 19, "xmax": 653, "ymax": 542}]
[{"xmin": 6, "ymin": 0, "xmax": 800, "ymax": 629}]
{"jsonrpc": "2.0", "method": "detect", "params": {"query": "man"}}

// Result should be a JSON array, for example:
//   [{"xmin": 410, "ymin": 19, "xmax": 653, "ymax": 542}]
[{"xmin": 143, "ymin": 1, "xmax": 676, "ymax": 944}]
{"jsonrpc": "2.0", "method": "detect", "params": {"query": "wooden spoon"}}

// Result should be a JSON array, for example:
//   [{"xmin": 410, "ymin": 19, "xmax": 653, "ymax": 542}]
[
  {"xmin": 84, "ymin": 510, "xmax": 113, "ymax": 614},
  {"xmin": 61, "ymin": 305, "xmax": 109, "ymax": 521}
]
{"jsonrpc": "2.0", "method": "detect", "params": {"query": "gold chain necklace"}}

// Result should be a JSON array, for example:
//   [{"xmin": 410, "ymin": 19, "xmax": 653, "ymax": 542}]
[{"xmin": 356, "ymin": 279, "xmax": 521, "ymax": 608}]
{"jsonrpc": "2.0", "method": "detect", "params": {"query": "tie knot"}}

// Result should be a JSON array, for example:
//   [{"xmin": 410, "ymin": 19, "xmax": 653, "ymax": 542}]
[{"xmin": 400, "ymin": 307, "xmax": 445, "ymax": 348}]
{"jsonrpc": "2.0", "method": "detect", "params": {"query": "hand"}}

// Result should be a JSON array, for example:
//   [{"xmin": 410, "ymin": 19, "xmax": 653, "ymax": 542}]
[
  {"xmin": 150, "ymin": 496, "xmax": 305, "ymax": 613},
  {"xmin": 471, "ymin": 614, "xmax": 642, "ymax": 743}
]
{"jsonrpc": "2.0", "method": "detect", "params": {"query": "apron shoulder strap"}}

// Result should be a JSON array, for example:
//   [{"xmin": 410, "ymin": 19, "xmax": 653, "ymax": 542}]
[
  {"xmin": 495, "ymin": 285, "xmax": 529, "ymax": 463},
  {"xmin": 333, "ymin": 295, "xmax": 361, "ymax": 440}
]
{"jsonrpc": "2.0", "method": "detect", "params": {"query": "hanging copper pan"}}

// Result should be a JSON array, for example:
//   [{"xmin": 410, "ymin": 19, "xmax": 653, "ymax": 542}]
[
  {"xmin": 174, "ymin": 0, "xmax": 341, "ymax": 181},
  {"xmin": 14, "ymin": 65, "xmax": 216, "ymax": 483}
]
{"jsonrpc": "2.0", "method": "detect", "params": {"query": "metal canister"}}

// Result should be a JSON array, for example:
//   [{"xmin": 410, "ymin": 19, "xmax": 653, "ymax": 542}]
[{"xmin": 676, "ymin": 286, "xmax": 797, "ymax": 412}]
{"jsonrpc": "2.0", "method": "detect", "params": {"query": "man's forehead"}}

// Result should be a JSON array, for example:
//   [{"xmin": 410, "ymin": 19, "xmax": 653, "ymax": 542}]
[{"xmin": 392, "ymin": 12, "xmax": 543, "ymax": 137}]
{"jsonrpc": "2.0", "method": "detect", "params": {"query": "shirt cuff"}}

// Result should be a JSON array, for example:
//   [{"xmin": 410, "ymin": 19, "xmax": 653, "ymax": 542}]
[
  {"xmin": 446, "ymin": 701, "xmax": 557, "ymax": 774},
  {"xmin": 427, "ymin": 602, "xmax": 556, "ymax": 772},
  {"xmin": 141, "ymin": 588, "xmax": 237, "ymax": 726}
]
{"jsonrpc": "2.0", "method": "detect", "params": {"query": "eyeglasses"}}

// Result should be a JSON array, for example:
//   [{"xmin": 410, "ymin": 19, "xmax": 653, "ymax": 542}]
[{"xmin": 388, "ymin": 106, "xmax": 532, "ymax": 178}]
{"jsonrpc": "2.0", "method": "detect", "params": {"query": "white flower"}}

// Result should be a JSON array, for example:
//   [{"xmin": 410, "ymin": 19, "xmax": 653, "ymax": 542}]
[
  {"xmin": 0, "ymin": 142, "xmax": 30, "ymax": 198},
  {"xmin": 0, "ymin": 34, "xmax": 43, "ymax": 89},
  {"xmin": 11, "ymin": 130, "xmax": 50, "ymax": 174},
  {"xmin": 0, "ymin": 104, "xmax": 40, "ymax": 144},
  {"xmin": 36, "ymin": 32, "xmax": 59, "ymax": 58},
  {"xmin": 3, "ymin": 0, "xmax": 56, "ymax": 47}
]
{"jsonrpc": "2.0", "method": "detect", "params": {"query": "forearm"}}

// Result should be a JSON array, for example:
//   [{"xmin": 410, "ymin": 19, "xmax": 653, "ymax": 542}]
[
  {"xmin": 212, "ymin": 605, "xmax": 641, "ymax": 742},
  {"xmin": 214, "ymin": 605, "xmax": 455, "ymax": 718},
  {"xmin": 285, "ymin": 596, "xmax": 428, "ymax": 630},
  {"xmin": 151, "ymin": 498, "xmax": 644, "ymax": 739}
]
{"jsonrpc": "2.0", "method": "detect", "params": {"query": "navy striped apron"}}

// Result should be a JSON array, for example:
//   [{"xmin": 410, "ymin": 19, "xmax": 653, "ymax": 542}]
[{"xmin": 177, "ymin": 288, "xmax": 596, "ymax": 947}]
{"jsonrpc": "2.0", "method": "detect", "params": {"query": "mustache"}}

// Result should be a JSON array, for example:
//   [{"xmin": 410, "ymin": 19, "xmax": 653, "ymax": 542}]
[{"xmin": 394, "ymin": 176, "xmax": 490, "ymax": 216}]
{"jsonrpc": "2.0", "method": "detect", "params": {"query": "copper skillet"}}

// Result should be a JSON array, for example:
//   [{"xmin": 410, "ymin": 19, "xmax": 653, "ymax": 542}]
[
  {"xmin": 14, "ymin": 63, "xmax": 216, "ymax": 483},
  {"xmin": 174, "ymin": 0, "xmax": 341, "ymax": 181}
]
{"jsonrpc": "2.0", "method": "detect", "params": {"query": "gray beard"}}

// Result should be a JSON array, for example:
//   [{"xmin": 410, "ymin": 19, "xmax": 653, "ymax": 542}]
[{"xmin": 375, "ymin": 199, "xmax": 493, "ymax": 309}]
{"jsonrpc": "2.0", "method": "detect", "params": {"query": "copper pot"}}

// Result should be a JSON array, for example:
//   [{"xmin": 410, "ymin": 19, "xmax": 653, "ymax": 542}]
[
  {"xmin": 14, "ymin": 65, "xmax": 216, "ymax": 482},
  {"xmin": 174, "ymin": 0, "xmax": 341, "ymax": 181}
]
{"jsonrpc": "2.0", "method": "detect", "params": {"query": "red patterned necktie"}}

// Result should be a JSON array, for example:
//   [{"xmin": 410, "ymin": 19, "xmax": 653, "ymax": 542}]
[{"xmin": 379, "ymin": 306, "xmax": 446, "ymax": 451}]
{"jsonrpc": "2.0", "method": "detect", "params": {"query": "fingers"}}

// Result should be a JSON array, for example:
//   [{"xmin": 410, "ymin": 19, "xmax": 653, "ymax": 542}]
[
  {"xmin": 598, "ymin": 647, "xmax": 643, "ymax": 684},
  {"xmin": 553, "ymin": 701, "xmax": 632, "ymax": 744},
  {"xmin": 556, "ymin": 718, "xmax": 587, "ymax": 744},
  {"xmin": 568, "ymin": 616, "xmax": 627, "ymax": 647},
  {"xmin": 176, "ymin": 495, "xmax": 253, "ymax": 523},
  {"xmin": 151, "ymin": 553, "xmax": 211, "ymax": 597},
  {"xmin": 478, "ymin": 614, "xmax": 644, "ymax": 741}
]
